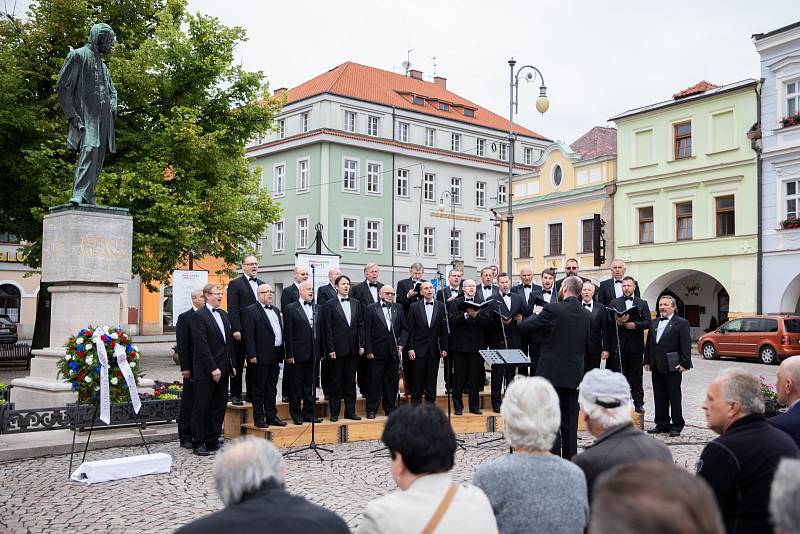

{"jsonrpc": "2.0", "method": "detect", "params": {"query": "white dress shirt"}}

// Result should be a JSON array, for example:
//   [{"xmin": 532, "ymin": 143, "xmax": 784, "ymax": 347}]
[
  {"xmin": 368, "ymin": 283, "xmax": 378, "ymax": 302},
  {"xmin": 339, "ymin": 297, "xmax": 352, "ymax": 325},
  {"xmin": 523, "ymin": 285, "xmax": 532, "ymax": 302},
  {"xmin": 481, "ymin": 285, "xmax": 494, "ymax": 300},
  {"xmin": 299, "ymin": 299, "xmax": 313, "ymax": 327},
  {"xmin": 247, "ymin": 276, "xmax": 258, "ymax": 299},
  {"xmin": 206, "ymin": 303, "xmax": 225, "ymax": 341},
  {"xmin": 614, "ymin": 278, "xmax": 623, "ymax": 299},
  {"xmin": 501, "ymin": 293, "xmax": 511, "ymax": 310},
  {"xmin": 656, "ymin": 314, "xmax": 673, "ymax": 343},
  {"xmin": 582, "ymin": 300, "xmax": 593, "ymax": 313},
  {"xmin": 541, "ymin": 289, "xmax": 553, "ymax": 303},
  {"xmin": 624, "ymin": 297, "xmax": 635, "ymax": 310},
  {"xmin": 264, "ymin": 305, "xmax": 282, "ymax": 346},
  {"xmin": 382, "ymin": 303, "xmax": 393, "ymax": 331},
  {"xmin": 424, "ymin": 300, "xmax": 434, "ymax": 326}
]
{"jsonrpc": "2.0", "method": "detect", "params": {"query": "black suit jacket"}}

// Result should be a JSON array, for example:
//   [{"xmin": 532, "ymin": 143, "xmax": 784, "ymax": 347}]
[
  {"xmin": 176, "ymin": 308, "xmax": 195, "ymax": 372},
  {"xmin": 608, "ymin": 296, "xmax": 651, "ymax": 353},
  {"xmin": 191, "ymin": 306, "xmax": 234, "ymax": 380},
  {"xmin": 364, "ymin": 302, "xmax": 408, "ymax": 359},
  {"xmin": 227, "ymin": 274, "xmax": 262, "ymax": 333},
  {"xmin": 316, "ymin": 283, "xmax": 337, "ymax": 307},
  {"xmin": 598, "ymin": 278, "xmax": 641, "ymax": 307},
  {"xmin": 512, "ymin": 283, "xmax": 543, "ymax": 315},
  {"xmin": 280, "ymin": 283, "xmax": 300, "ymax": 311},
  {"xmin": 351, "ymin": 280, "xmax": 383, "ymax": 308},
  {"xmin": 397, "ymin": 277, "xmax": 426, "ymax": 313},
  {"xmin": 176, "ymin": 481, "xmax": 350, "ymax": 534},
  {"xmin": 646, "ymin": 315, "xmax": 692, "ymax": 372},
  {"xmin": 283, "ymin": 301, "xmax": 317, "ymax": 364},
  {"xmin": 242, "ymin": 302, "xmax": 284, "ymax": 365},
  {"xmin": 483, "ymin": 292, "xmax": 525, "ymax": 349},
  {"xmin": 406, "ymin": 300, "xmax": 448, "ymax": 359},
  {"xmin": 475, "ymin": 284, "xmax": 500, "ymax": 304},
  {"xmin": 448, "ymin": 296, "xmax": 487, "ymax": 352},
  {"xmin": 522, "ymin": 296, "xmax": 590, "ymax": 389},
  {"xmin": 583, "ymin": 302, "xmax": 608, "ymax": 356},
  {"xmin": 322, "ymin": 297, "xmax": 364, "ymax": 356}
]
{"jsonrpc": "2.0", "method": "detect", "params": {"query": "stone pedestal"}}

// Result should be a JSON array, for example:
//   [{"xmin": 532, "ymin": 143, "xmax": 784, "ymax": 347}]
[{"xmin": 12, "ymin": 205, "xmax": 134, "ymax": 409}]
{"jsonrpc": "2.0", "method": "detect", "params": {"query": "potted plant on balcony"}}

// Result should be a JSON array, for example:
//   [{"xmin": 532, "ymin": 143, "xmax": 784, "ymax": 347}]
[
  {"xmin": 780, "ymin": 215, "xmax": 800, "ymax": 230},
  {"xmin": 780, "ymin": 112, "xmax": 800, "ymax": 128}
]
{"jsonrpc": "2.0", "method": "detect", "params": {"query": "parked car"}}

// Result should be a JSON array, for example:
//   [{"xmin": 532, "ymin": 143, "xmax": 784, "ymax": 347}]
[
  {"xmin": 0, "ymin": 316, "xmax": 18, "ymax": 345},
  {"xmin": 698, "ymin": 315, "xmax": 800, "ymax": 364}
]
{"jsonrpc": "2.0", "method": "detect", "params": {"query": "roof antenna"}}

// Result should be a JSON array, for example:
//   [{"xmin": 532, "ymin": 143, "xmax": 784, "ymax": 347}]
[
  {"xmin": 430, "ymin": 56, "xmax": 437, "ymax": 78},
  {"xmin": 402, "ymin": 49, "xmax": 413, "ymax": 76}
]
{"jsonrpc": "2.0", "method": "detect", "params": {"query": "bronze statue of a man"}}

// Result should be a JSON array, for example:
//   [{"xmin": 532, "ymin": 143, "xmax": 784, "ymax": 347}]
[{"xmin": 56, "ymin": 23, "xmax": 117, "ymax": 206}]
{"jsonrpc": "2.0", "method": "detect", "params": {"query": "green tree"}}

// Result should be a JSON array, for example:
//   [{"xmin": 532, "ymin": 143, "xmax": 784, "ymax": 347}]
[{"xmin": 0, "ymin": 0, "xmax": 283, "ymax": 288}]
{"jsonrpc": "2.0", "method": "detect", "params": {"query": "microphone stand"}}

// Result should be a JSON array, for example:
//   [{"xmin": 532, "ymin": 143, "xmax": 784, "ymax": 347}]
[
  {"xmin": 600, "ymin": 303, "xmax": 625, "ymax": 373},
  {"xmin": 478, "ymin": 297, "xmax": 512, "ymax": 447},
  {"xmin": 284, "ymin": 264, "xmax": 332, "ymax": 462},
  {"xmin": 437, "ymin": 272, "xmax": 465, "ymax": 450}
]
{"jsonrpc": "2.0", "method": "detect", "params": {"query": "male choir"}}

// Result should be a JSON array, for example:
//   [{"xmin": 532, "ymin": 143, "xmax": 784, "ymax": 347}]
[{"xmin": 177, "ymin": 257, "xmax": 670, "ymax": 458}]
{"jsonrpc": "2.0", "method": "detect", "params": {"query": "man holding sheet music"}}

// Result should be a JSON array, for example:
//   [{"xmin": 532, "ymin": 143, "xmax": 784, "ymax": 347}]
[
  {"xmin": 448, "ymin": 279, "xmax": 489, "ymax": 415},
  {"xmin": 484, "ymin": 273, "xmax": 526, "ymax": 413},
  {"xmin": 608, "ymin": 276, "xmax": 651, "ymax": 414}
]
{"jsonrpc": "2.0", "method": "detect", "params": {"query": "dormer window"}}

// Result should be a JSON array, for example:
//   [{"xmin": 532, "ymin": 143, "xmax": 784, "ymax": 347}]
[
  {"xmin": 439, "ymin": 102, "xmax": 449, "ymax": 111},
  {"xmin": 412, "ymin": 95, "xmax": 424, "ymax": 105},
  {"xmin": 464, "ymin": 108, "xmax": 475, "ymax": 117}
]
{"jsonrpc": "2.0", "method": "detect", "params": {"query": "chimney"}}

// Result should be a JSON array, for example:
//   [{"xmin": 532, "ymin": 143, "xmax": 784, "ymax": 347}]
[
  {"xmin": 409, "ymin": 69, "xmax": 423, "ymax": 80},
  {"xmin": 273, "ymin": 87, "xmax": 287, "ymax": 98},
  {"xmin": 434, "ymin": 76, "xmax": 447, "ymax": 89}
]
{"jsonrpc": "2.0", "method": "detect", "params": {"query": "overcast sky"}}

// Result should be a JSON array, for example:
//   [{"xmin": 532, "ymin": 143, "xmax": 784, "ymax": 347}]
[{"xmin": 12, "ymin": 0, "xmax": 798, "ymax": 144}]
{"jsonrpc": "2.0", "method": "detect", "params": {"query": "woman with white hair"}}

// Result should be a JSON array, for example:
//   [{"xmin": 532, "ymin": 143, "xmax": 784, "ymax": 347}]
[{"xmin": 473, "ymin": 376, "xmax": 589, "ymax": 534}]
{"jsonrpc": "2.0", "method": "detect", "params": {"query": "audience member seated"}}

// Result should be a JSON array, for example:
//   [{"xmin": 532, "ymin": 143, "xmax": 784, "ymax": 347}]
[
  {"xmin": 589, "ymin": 461, "xmax": 724, "ymax": 534},
  {"xmin": 697, "ymin": 368, "xmax": 799, "ymax": 534},
  {"xmin": 770, "ymin": 458, "xmax": 800, "ymax": 534},
  {"xmin": 356, "ymin": 404, "xmax": 498, "ymax": 534},
  {"xmin": 770, "ymin": 355, "xmax": 800, "ymax": 447},
  {"xmin": 178, "ymin": 436, "xmax": 349, "ymax": 534},
  {"xmin": 473, "ymin": 376, "xmax": 588, "ymax": 534},
  {"xmin": 572, "ymin": 368, "xmax": 672, "ymax": 499}
]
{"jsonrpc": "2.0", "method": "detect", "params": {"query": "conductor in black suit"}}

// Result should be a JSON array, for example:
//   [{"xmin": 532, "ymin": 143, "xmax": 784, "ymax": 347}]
[
  {"xmin": 350, "ymin": 263, "xmax": 383, "ymax": 397},
  {"xmin": 242, "ymin": 284, "xmax": 287, "ymax": 428},
  {"xmin": 396, "ymin": 262, "xmax": 426, "ymax": 314},
  {"xmin": 364, "ymin": 285, "xmax": 408, "ymax": 418},
  {"xmin": 190, "ymin": 283, "xmax": 234, "ymax": 456},
  {"xmin": 405, "ymin": 281, "xmax": 448, "ymax": 405},
  {"xmin": 521, "ymin": 276, "xmax": 590, "ymax": 459},
  {"xmin": 448, "ymin": 279, "xmax": 487, "ymax": 415},
  {"xmin": 598, "ymin": 259, "xmax": 640, "ymax": 306},
  {"xmin": 580, "ymin": 281, "xmax": 610, "ymax": 372},
  {"xmin": 484, "ymin": 272, "xmax": 526, "ymax": 412},
  {"xmin": 645, "ymin": 295, "xmax": 692, "ymax": 437},
  {"xmin": 227, "ymin": 255, "xmax": 264, "ymax": 405},
  {"xmin": 176, "ymin": 287, "xmax": 205, "ymax": 449},
  {"xmin": 322, "ymin": 275, "xmax": 364, "ymax": 421},
  {"xmin": 608, "ymin": 276, "xmax": 651, "ymax": 413},
  {"xmin": 283, "ymin": 281, "xmax": 322, "ymax": 425}
]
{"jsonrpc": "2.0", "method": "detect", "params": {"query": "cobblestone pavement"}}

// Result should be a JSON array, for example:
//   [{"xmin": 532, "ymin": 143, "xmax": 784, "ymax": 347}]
[{"xmin": 0, "ymin": 346, "xmax": 781, "ymax": 533}]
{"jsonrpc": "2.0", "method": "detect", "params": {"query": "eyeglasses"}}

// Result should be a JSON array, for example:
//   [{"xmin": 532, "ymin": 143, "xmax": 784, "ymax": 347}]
[
  {"xmin": 244, "ymin": 262, "xmax": 258, "ymax": 267},
  {"xmin": 258, "ymin": 290, "xmax": 274, "ymax": 294}
]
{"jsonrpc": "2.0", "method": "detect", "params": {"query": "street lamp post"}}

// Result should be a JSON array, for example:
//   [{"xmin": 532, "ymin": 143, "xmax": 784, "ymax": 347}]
[
  {"xmin": 438, "ymin": 190, "xmax": 457, "ymax": 267},
  {"xmin": 506, "ymin": 58, "xmax": 549, "ymax": 276}
]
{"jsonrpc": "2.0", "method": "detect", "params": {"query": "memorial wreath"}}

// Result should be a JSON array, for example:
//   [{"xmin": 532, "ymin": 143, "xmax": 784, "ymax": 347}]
[{"xmin": 57, "ymin": 325, "xmax": 142, "ymax": 423}]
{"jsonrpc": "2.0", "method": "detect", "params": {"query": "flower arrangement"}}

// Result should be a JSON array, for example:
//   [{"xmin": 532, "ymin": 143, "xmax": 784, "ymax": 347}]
[
  {"xmin": 0, "ymin": 381, "xmax": 7, "ymax": 406},
  {"xmin": 151, "ymin": 381, "xmax": 183, "ymax": 400},
  {"xmin": 780, "ymin": 113, "xmax": 800, "ymax": 128},
  {"xmin": 57, "ymin": 325, "xmax": 141, "ymax": 404},
  {"xmin": 780, "ymin": 216, "xmax": 800, "ymax": 230},
  {"xmin": 760, "ymin": 375, "xmax": 782, "ymax": 417}
]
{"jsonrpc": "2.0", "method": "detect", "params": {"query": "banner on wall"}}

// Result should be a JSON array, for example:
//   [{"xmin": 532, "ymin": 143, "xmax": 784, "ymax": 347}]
[
  {"xmin": 296, "ymin": 254, "xmax": 340, "ymax": 297},
  {"xmin": 172, "ymin": 270, "xmax": 208, "ymax": 326}
]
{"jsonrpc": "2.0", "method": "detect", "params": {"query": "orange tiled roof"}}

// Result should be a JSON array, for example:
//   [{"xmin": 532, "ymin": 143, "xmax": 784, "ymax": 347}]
[
  {"xmin": 282, "ymin": 62, "xmax": 549, "ymax": 141},
  {"xmin": 673, "ymin": 81, "xmax": 720, "ymax": 99}
]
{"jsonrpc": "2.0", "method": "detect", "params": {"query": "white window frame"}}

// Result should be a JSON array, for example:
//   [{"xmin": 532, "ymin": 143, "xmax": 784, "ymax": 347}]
[
  {"xmin": 475, "ymin": 232, "xmax": 486, "ymax": 259},
  {"xmin": 342, "ymin": 157, "xmax": 359, "ymax": 193},
  {"xmin": 272, "ymin": 220, "xmax": 285, "ymax": 253},
  {"xmin": 451, "ymin": 133, "xmax": 461, "ymax": 152},
  {"xmin": 475, "ymin": 181, "xmax": 487, "ymax": 208},
  {"xmin": 366, "ymin": 161, "xmax": 383, "ymax": 195},
  {"xmin": 367, "ymin": 115, "xmax": 380, "ymax": 137},
  {"xmin": 477, "ymin": 138, "xmax": 485, "ymax": 157},
  {"xmin": 296, "ymin": 158, "xmax": 310, "ymax": 193},
  {"xmin": 278, "ymin": 119, "xmax": 285, "ymax": 139},
  {"xmin": 497, "ymin": 183, "xmax": 507, "ymax": 205},
  {"xmin": 524, "ymin": 147, "xmax": 534, "ymax": 165},
  {"xmin": 425, "ymin": 127, "xmax": 435, "ymax": 147},
  {"xmin": 398, "ymin": 122, "xmax": 410, "ymax": 143},
  {"xmin": 344, "ymin": 110, "xmax": 356, "ymax": 132},
  {"xmin": 423, "ymin": 173, "xmax": 436, "ymax": 202},
  {"xmin": 302, "ymin": 112, "xmax": 310, "ymax": 133},
  {"xmin": 499, "ymin": 143, "xmax": 507, "ymax": 161},
  {"xmin": 450, "ymin": 229, "xmax": 461, "ymax": 258},
  {"xmin": 396, "ymin": 169, "xmax": 409, "ymax": 198},
  {"xmin": 296, "ymin": 216, "xmax": 309, "ymax": 249},
  {"xmin": 396, "ymin": 224, "xmax": 409, "ymax": 254},
  {"xmin": 450, "ymin": 177, "xmax": 462, "ymax": 205},
  {"xmin": 341, "ymin": 216, "xmax": 359, "ymax": 250},
  {"xmin": 273, "ymin": 162, "xmax": 286, "ymax": 197},
  {"xmin": 786, "ymin": 77, "xmax": 800, "ymax": 117},
  {"xmin": 365, "ymin": 218, "xmax": 382, "ymax": 253},
  {"xmin": 422, "ymin": 227, "xmax": 436, "ymax": 255},
  {"xmin": 783, "ymin": 176, "xmax": 800, "ymax": 221}
]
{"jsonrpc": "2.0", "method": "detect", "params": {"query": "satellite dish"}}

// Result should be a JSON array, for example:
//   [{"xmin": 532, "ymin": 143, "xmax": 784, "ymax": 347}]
[{"xmin": 402, "ymin": 61, "xmax": 411, "ymax": 70}]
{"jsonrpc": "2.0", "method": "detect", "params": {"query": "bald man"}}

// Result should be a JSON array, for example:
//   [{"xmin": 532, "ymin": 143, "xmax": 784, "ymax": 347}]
[
  {"xmin": 283, "ymin": 281, "xmax": 322, "ymax": 425},
  {"xmin": 770, "ymin": 356, "xmax": 800, "ymax": 447}
]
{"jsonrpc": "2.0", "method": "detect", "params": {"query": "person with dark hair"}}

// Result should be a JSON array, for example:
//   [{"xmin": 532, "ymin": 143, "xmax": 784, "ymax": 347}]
[
  {"xmin": 321, "ymin": 274, "xmax": 364, "ymax": 421},
  {"xmin": 484, "ymin": 272, "xmax": 525, "ymax": 412},
  {"xmin": 356, "ymin": 405, "xmax": 498, "ymax": 533},
  {"xmin": 589, "ymin": 461, "xmax": 725, "ymax": 534},
  {"xmin": 405, "ymin": 282, "xmax": 448, "ymax": 405},
  {"xmin": 607, "ymin": 276, "xmax": 650, "ymax": 413}
]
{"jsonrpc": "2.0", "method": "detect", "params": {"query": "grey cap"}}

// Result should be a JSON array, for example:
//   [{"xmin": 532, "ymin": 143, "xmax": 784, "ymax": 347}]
[{"xmin": 579, "ymin": 368, "xmax": 631, "ymax": 407}]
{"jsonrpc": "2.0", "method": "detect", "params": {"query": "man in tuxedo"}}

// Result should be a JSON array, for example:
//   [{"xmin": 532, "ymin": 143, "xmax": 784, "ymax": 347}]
[
  {"xmin": 598, "ymin": 259, "xmax": 640, "ymax": 306},
  {"xmin": 476, "ymin": 267, "xmax": 500, "ymax": 303},
  {"xmin": 397, "ymin": 262, "xmax": 426, "ymax": 314},
  {"xmin": 283, "ymin": 281, "xmax": 322, "ymax": 425},
  {"xmin": 322, "ymin": 275, "xmax": 364, "ymax": 421},
  {"xmin": 555, "ymin": 258, "xmax": 594, "ymax": 299},
  {"xmin": 350, "ymin": 263, "xmax": 383, "ymax": 397},
  {"xmin": 770, "ymin": 356, "xmax": 800, "ymax": 446},
  {"xmin": 484, "ymin": 272, "xmax": 526, "ymax": 412},
  {"xmin": 521, "ymin": 276, "xmax": 590, "ymax": 459},
  {"xmin": 645, "ymin": 295, "xmax": 692, "ymax": 437},
  {"xmin": 364, "ymin": 285, "xmax": 408, "ymax": 418},
  {"xmin": 448, "ymin": 279, "xmax": 487, "ymax": 414},
  {"xmin": 581, "ymin": 281, "xmax": 609, "ymax": 372},
  {"xmin": 242, "ymin": 284, "xmax": 287, "ymax": 428},
  {"xmin": 190, "ymin": 283, "xmax": 234, "ymax": 456},
  {"xmin": 316, "ymin": 268, "xmax": 340, "ymax": 306},
  {"xmin": 279, "ymin": 265, "xmax": 309, "ymax": 402},
  {"xmin": 437, "ymin": 268, "xmax": 463, "ymax": 302},
  {"xmin": 176, "ymin": 288, "xmax": 204, "ymax": 449},
  {"xmin": 511, "ymin": 266, "xmax": 542, "ymax": 313},
  {"xmin": 608, "ymin": 276, "xmax": 651, "ymax": 413},
  {"xmin": 406, "ymin": 282, "xmax": 448, "ymax": 405},
  {"xmin": 227, "ymin": 255, "xmax": 264, "ymax": 405},
  {"xmin": 523, "ymin": 268, "xmax": 557, "ymax": 374}
]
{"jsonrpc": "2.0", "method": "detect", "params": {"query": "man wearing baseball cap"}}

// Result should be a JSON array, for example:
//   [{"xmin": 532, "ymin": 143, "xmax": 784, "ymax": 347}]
[{"xmin": 572, "ymin": 369, "xmax": 673, "ymax": 498}]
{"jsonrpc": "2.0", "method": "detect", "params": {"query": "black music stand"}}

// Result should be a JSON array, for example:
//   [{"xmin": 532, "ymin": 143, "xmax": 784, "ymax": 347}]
[{"xmin": 477, "ymin": 348, "xmax": 530, "ymax": 447}]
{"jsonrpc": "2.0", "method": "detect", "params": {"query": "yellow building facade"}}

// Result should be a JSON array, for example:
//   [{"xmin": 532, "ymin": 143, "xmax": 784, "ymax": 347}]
[{"xmin": 498, "ymin": 127, "xmax": 617, "ymax": 283}]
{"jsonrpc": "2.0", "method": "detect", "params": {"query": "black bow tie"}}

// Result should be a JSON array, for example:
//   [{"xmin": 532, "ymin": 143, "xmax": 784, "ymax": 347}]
[
  {"xmin": 263, "ymin": 305, "xmax": 272, "ymax": 310},
  {"xmin": 483, "ymin": 286, "xmax": 492, "ymax": 291},
  {"xmin": 614, "ymin": 279, "xmax": 622, "ymax": 284},
  {"xmin": 303, "ymin": 301, "xmax": 312, "ymax": 307},
  {"xmin": 340, "ymin": 298, "xmax": 350, "ymax": 302},
  {"xmin": 212, "ymin": 308, "xmax": 221, "ymax": 313},
  {"xmin": 659, "ymin": 316, "xmax": 669, "ymax": 321},
  {"xmin": 625, "ymin": 298, "xmax": 633, "ymax": 302},
  {"xmin": 450, "ymin": 288, "xmax": 459, "ymax": 293},
  {"xmin": 466, "ymin": 299, "xmax": 473, "ymax": 303},
  {"xmin": 425, "ymin": 301, "xmax": 434, "ymax": 306},
  {"xmin": 382, "ymin": 303, "xmax": 391, "ymax": 308},
  {"xmin": 523, "ymin": 284, "xmax": 532, "ymax": 289},
  {"xmin": 542, "ymin": 290, "xmax": 551, "ymax": 295},
  {"xmin": 583, "ymin": 303, "xmax": 591, "ymax": 308},
  {"xmin": 368, "ymin": 283, "xmax": 378, "ymax": 288},
  {"xmin": 248, "ymin": 277, "xmax": 258, "ymax": 282}
]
